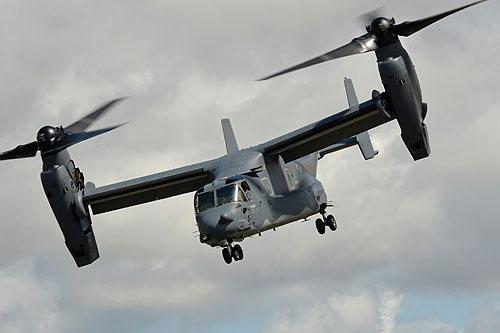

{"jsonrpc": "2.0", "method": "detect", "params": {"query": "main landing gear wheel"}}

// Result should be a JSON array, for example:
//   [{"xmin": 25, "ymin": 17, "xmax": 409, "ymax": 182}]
[
  {"xmin": 316, "ymin": 204, "xmax": 337, "ymax": 235},
  {"xmin": 326, "ymin": 214, "xmax": 337, "ymax": 231},
  {"xmin": 315, "ymin": 218, "xmax": 326, "ymax": 235},
  {"xmin": 222, "ymin": 243, "xmax": 244, "ymax": 264},
  {"xmin": 232, "ymin": 244, "xmax": 244, "ymax": 261},
  {"xmin": 222, "ymin": 248, "xmax": 232, "ymax": 264}
]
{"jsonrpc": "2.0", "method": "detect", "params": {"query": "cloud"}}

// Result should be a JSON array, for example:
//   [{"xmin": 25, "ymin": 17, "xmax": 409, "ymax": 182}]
[
  {"xmin": 0, "ymin": 261, "xmax": 62, "ymax": 333},
  {"xmin": 263, "ymin": 290, "xmax": 376, "ymax": 333},
  {"xmin": 263, "ymin": 289, "xmax": 406, "ymax": 333},
  {"xmin": 0, "ymin": 0, "xmax": 499, "ymax": 332},
  {"xmin": 378, "ymin": 291, "xmax": 404, "ymax": 333},
  {"xmin": 394, "ymin": 316, "xmax": 458, "ymax": 333},
  {"xmin": 464, "ymin": 306, "xmax": 500, "ymax": 333}
]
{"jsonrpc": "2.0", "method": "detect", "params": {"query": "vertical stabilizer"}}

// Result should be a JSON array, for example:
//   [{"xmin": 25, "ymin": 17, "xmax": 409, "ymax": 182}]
[
  {"xmin": 221, "ymin": 119, "xmax": 239, "ymax": 154},
  {"xmin": 356, "ymin": 131, "xmax": 378, "ymax": 160},
  {"xmin": 344, "ymin": 78, "xmax": 359, "ymax": 111},
  {"xmin": 344, "ymin": 78, "xmax": 379, "ymax": 160}
]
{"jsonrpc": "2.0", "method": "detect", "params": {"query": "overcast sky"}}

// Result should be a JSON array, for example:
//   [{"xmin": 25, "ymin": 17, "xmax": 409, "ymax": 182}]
[{"xmin": 0, "ymin": 0, "xmax": 499, "ymax": 332}]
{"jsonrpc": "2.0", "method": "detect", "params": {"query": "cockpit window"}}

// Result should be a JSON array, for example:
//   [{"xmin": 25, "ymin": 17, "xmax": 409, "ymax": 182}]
[
  {"xmin": 216, "ymin": 184, "xmax": 246, "ymax": 206},
  {"xmin": 241, "ymin": 181, "xmax": 251, "ymax": 192},
  {"xmin": 195, "ymin": 191, "xmax": 214, "ymax": 214},
  {"xmin": 240, "ymin": 181, "xmax": 254, "ymax": 201}
]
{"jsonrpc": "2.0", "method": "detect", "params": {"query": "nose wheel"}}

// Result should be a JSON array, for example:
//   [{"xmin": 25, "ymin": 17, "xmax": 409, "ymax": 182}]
[
  {"xmin": 222, "ymin": 243, "xmax": 244, "ymax": 264},
  {"xmin": 315, "ymin": 206, "xmax": 337, "ymax": 235}
]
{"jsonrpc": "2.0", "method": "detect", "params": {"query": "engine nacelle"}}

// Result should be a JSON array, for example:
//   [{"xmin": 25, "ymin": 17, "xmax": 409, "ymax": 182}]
[
  {"xmin": 378, "ymin": 56, "xmax": 430, "ymax": 161},
  {"xmin": 41, "ymin": 163, "xmax": 99, "ymax": 267}
]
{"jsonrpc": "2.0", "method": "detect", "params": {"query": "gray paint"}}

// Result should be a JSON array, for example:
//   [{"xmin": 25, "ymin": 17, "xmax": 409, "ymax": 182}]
[
  {"xmin": 0, "ymin": 1, "xmax": 487, "ymax": 267},
  {"xmin": 221, "ymin": 118, "xmax": 239, "ymax": 155},
  {"xmin": 80, "ymin": 76, "xmax": 412, "ymax": 266}
]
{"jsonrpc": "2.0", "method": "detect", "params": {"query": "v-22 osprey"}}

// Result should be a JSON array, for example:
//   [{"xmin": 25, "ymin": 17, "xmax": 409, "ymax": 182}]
[{"xmin": 0, "ymin": 1, "xmax": 487, "ymax": 266}]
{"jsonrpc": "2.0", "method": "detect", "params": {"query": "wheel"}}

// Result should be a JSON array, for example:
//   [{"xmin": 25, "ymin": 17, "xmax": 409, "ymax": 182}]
[
  {"xmin": 222, "ymin": 248, "xmax": 232, "ymax": 264},
  {"xmin": 232, "ymin": 244, "xmax": 243, "ymax": 261},
  {"xmin": 233, "ymin": 244, "xmax": 244, "ymax": 260},
  {"xmin": 315, "ymin": 218, "xmax": 326, "ymax": 235},
  {"xmin": 326, "ymin": 215, "xmax": 337, "ymax": 231}
]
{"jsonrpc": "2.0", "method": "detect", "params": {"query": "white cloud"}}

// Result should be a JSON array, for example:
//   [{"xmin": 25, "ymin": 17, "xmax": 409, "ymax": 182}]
[
  {"xmin": 0, "ymin": 0, "xmax": 499, "ymax": 332},
  {"xmin": 264, "ymin": 289, "xmax": 406, "ymax": 333},
  {"xmin": 464, "ymin": 306, "xmax": 500, "ymax": 333},
  {"xmin": 394, "ymin": 316, "xmax": 458, "ymax": 333},
  {"xmin": 263, "ymin": 291, "xmax": 376, "ymax": 333},
  {"xmin": 328, "ymin": 291, "xmax": 378, "ymax": 330},
  {"xmin": 0, "ymin": 261, "xmax": 62, "ymax": 333},
  {"xmin": 378, "ymin": 291, "xmax": 404, "ymax": 333}
]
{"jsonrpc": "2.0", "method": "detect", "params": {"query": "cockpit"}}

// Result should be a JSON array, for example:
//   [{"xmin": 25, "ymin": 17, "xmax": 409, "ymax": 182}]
[{"xmin": 194, "ymin": 176, "xmax": 253, "ymax": 214}]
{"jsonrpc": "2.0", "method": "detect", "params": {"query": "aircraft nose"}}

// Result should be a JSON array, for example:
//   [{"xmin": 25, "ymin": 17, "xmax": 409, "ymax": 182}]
[
  {"xmin": 196, "ymin": 206, "xmax": 246, "ymax": 244},
  {"xmin": 220, "ymin": 212, "xmax": 234, "ymax": 223},
  {"xmin": 196, "ymin": 211, "xmax": 229, "ymax": 244},
  {"xmin": 197, "ymin": 214, "xmax": 217, "ymax": 234}
]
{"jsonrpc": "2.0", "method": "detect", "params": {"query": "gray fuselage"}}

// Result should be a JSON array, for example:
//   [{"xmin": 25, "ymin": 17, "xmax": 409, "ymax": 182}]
[{"xmin": 194, "ymin": 151, "xmax": 326, "ymax": 247}]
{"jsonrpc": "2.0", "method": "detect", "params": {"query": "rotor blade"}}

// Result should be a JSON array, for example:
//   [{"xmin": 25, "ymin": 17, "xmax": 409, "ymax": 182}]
[
  {"xmin": 42, "ymin": 124, "xmax": 126, "ymax": 155},
  {"xmin": 389, "ymin": 0, "xmax": 487, "ymax": 37},
  {"xmin": 357, "ymin": 7, "xmax": 385, "ymax": 27},
  {"xmin": 0, "ymin": 141, "xmax": 39, "ymax": 161},
  {"xmin": 258, "ymin": 33, "xmax": 377, "ymax": 80},
  {"xmin": 65, "ymin": 97, "xmax": 127, "ymax": 134}
]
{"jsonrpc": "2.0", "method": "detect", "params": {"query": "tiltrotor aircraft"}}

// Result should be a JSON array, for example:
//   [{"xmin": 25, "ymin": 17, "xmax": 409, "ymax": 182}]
[{"xmin": 0, "ymin": 1, "xmax": 486, "ymax": 266}]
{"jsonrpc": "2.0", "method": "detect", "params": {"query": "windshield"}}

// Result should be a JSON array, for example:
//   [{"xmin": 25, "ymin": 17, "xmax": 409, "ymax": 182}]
[
  {"xmin": 194, "ymin": 191, "xmax": 214, "ymax": 214},
  {"xmin": 216, "ymin": 184, "xmax": 246, "ymax": 206}
]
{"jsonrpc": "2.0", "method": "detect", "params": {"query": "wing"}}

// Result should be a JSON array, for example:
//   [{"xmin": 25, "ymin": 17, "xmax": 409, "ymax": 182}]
[
  {"xmin": 83, "ymin": 161, "xmax": 215, "ymax": 215},
  {"xmin": 256, "ymin": 92, "xmax": 392, "ymax": 163}
]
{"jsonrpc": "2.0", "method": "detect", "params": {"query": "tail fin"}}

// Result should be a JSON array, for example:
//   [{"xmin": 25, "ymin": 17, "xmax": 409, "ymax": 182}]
[
  {"xmin": 356, "ymin": 131, "xmax": 378, "ymax": 160},
  {"xmin": 318, "ymin": 135, "xmax": 377, "ymax": 160},
  {"xmin": 344, "ymin": 77, "xmax": 360, "ymax": 111},
  {"xmin": 344, "ymin": 78, "xmax": 378, "ymax": 160},
  {"xmin": 221, "ymin": 118, "xmax": 239, "ymax": 154}
]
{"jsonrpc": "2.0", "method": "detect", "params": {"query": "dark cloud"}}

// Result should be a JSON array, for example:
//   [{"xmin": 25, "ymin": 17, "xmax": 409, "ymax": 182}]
[{"xmin": 0, "ymin": 0, "xmax": 499, "ymax": 331}]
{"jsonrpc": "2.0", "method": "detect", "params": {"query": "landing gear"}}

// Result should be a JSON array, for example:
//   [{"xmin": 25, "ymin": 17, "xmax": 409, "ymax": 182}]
[
  {"xmin": 221, "ymin": 242, "xmax": 244, "ymax": 264},
  {"xmin": 326, "ymin": 214, "xmax": 337, "ymax": 231},
  {"xmin": 232, "ymin": 244, "xmax": 244, "ymax": 261},
  {"xmin": 316, "ymin": 205, "xmax": 337, "ymax": 235},
  {"xmin": 315, "ymin": 218, "xmax": 326, "ymax": 234},
  {"xmin": 222, "ymin": 247, "xmax": 232, "ymax": 264}
]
